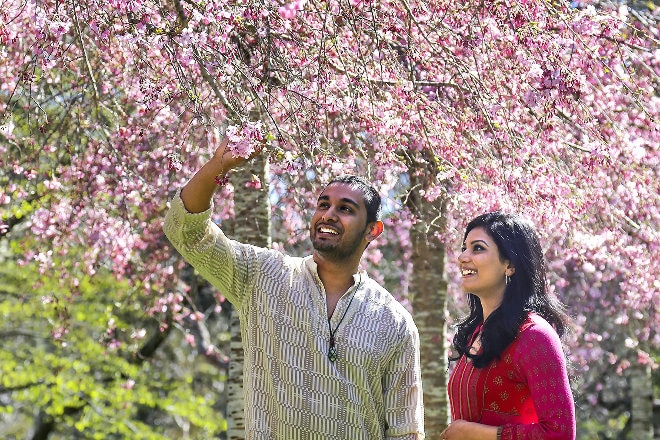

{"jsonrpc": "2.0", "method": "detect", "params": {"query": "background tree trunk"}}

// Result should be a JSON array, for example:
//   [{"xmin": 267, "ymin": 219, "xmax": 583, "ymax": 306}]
[
  {"xmin": 630, "ymin": 364, "xmax": 653, "ymax": 440},
  {"xmin": 405, "ymin": 155, "xmax": 450, "ymax": 440},
  {"xmin": 226, "ymin": 156, "xmax": 271, "ymax": 440}
]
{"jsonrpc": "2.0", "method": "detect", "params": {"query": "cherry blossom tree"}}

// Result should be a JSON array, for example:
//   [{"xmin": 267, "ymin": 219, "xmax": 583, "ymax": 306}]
[{"xmin": 2, "ymin": 0, "xmax": 658, "ymax": 438}]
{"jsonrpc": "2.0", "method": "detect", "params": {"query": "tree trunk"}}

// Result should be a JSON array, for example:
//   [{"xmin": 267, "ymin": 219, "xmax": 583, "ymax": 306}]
[
  {"xmin": 405, "ymin": 155, "xmax": 450, "ymax": 440},
  {"xmin": 409, "ymin": 219, "xmax": 449, "ymax": 439},
  {"xmin": 226, "ymin": 313, "xmax": 245, "ymax": 440},
  {"xmin": 630, "ymin": 364, "xmax": 653, "ymax": 440},
  {"xmin": 226, "ymin": 156, "xmax": 271, "ymax": 440}
]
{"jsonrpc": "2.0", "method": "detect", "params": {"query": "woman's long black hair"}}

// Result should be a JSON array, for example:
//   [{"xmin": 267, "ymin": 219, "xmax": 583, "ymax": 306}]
[{"xmin": 449, "ymin": 212, "xmax": 570, "ymax": 368}]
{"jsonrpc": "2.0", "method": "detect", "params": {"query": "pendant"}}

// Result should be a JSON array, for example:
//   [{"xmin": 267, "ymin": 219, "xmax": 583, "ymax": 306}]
[
  {"xmin": 328, "ymin": 336, "xmax": 337, "ymax": 362},
  {"xmin": 328, "ymin": 345, "xmax": 337, "ymax": 362}
]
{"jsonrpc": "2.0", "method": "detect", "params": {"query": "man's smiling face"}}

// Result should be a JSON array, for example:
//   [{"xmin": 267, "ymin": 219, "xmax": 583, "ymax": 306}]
[{"xmin": 310, "ymin": 182, "xmax": 370, "ymax": 260}]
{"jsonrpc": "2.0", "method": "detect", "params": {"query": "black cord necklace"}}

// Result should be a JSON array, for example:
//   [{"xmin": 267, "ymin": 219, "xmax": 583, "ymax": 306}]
[{"xmin": 327, "ymin": 282, "xmax": 360, "ymax": 363}]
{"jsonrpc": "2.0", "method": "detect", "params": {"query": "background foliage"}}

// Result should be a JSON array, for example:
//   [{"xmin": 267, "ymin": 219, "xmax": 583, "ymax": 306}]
[{"xmin": 1, "ymin": 0, "xmax": 658, "ymax": 438}]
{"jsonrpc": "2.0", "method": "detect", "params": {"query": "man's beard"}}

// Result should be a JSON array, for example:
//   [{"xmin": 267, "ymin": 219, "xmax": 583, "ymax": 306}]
[{"xmin": 311, "ymin": 226, "xmax": 366, "ymax": 260}]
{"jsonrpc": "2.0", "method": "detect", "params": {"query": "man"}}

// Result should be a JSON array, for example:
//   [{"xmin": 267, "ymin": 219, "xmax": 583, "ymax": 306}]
[{"xmin": 163, "ymin": 136, "xmax": 425, "ymax": 439}]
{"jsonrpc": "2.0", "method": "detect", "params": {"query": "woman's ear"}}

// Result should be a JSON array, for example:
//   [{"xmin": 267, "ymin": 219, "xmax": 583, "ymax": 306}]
[{"xmin": 505, "ymin": 263, "xmax": 516, "ymax": 277}]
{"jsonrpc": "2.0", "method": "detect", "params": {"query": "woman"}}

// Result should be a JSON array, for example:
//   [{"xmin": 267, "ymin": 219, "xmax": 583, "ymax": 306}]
[{"xmin": 442, "ymin": 212, "xmax": 576, "ymax": 440}]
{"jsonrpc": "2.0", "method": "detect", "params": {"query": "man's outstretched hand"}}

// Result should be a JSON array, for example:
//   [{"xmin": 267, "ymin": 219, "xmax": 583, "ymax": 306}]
[{"xmin": 180, "ymin": 131, "xmax": 262, "ymax": 213}]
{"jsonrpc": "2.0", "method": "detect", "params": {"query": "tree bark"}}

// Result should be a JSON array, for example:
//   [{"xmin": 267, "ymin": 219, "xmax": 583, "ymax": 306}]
[
  {"xmin": 405, "ymin": 155, "xmax": 450, "ymax": 440},
  {"xmin": 409, "ymin": 220, "xmax": 449, "ymax": 439},
  {"xmin": 630, "ymin": 364, "xmax": 653, "ymax": 440},
  {"xmin": 226, "ymin": 155, "xmax": 270, "ymax": 440}
]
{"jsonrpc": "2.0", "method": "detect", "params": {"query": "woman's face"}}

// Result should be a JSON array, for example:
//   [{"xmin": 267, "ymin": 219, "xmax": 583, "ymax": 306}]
[{"xmin": 458, "ymin": 226, "xmax": 512, "ymax": 300}]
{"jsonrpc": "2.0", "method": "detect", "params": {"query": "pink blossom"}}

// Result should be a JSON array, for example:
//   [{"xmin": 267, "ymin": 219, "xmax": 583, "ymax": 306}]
[
  {"xmin": 278, "ymin": 0, "xmax": 307, "ymax": 19},
  {"xmin": 245, "ymin": 174, "xmax": 262, "ymax": 189},
  {"xmin": 226, "ymin": 122, "xmax": 264, "ymax": 158},
  {"xmin": 185, "ymin": 334, "xmax": 196, "ymax": 346}
]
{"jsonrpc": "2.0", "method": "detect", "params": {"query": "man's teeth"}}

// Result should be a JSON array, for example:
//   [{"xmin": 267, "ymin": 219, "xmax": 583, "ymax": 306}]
[
  {"xmin": 320, "ymin": 227, "xmax": 338, "ymax": 235},
  {"xmin": 462, "ymin": 269, "xmax": 476, "ymax": 276}
]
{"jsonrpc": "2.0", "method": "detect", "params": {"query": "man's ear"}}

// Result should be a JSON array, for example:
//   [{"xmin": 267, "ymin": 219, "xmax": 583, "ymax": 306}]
[{"xmin": 365, "ymin": 221, "xmax": 384, "ymax": 243}]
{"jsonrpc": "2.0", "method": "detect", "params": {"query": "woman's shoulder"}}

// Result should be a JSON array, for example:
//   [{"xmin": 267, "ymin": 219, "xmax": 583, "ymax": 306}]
[
  {"xmin": 511, "ymin": 314, "xmax": 569, "ymax": 380},
  {"xmin": 517, "ymin": 313, "xmax": 562, "ymax": 348}
]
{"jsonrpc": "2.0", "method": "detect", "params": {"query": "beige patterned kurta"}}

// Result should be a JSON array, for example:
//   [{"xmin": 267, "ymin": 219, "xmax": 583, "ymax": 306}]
[{"xmin": 164, "ymin": 192, "xmax": 425, "ymax": 439}]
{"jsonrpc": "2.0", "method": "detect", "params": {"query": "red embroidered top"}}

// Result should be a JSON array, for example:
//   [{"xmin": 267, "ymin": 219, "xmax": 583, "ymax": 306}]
[{"xmin": 448, "ymin": 313, "xmax": 576, "ymax": 440}]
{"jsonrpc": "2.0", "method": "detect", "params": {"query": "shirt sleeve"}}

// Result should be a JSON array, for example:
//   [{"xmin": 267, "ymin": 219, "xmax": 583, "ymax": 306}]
[
  {"xmin": 501, "ymin": 322, "xmax": 576, "ymax": 440},
  {"xmin": 163, "ymin": 190, "xmax": 260, "ymax": 310},
  {"xmin": 383, "ymin": 315, "xmax": 426, "ymax": 440}
]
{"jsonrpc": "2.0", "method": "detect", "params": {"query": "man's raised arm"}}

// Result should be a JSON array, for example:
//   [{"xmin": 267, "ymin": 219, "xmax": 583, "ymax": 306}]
[{"xmin": 180, "ymin": 135, "xmax": 251, "ymax": 213}]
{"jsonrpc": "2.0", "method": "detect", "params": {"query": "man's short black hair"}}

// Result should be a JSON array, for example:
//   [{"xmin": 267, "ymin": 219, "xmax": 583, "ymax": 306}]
[{"xmin": 326, "ymin": 175, "xmax": 382, "ymax": 223}]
